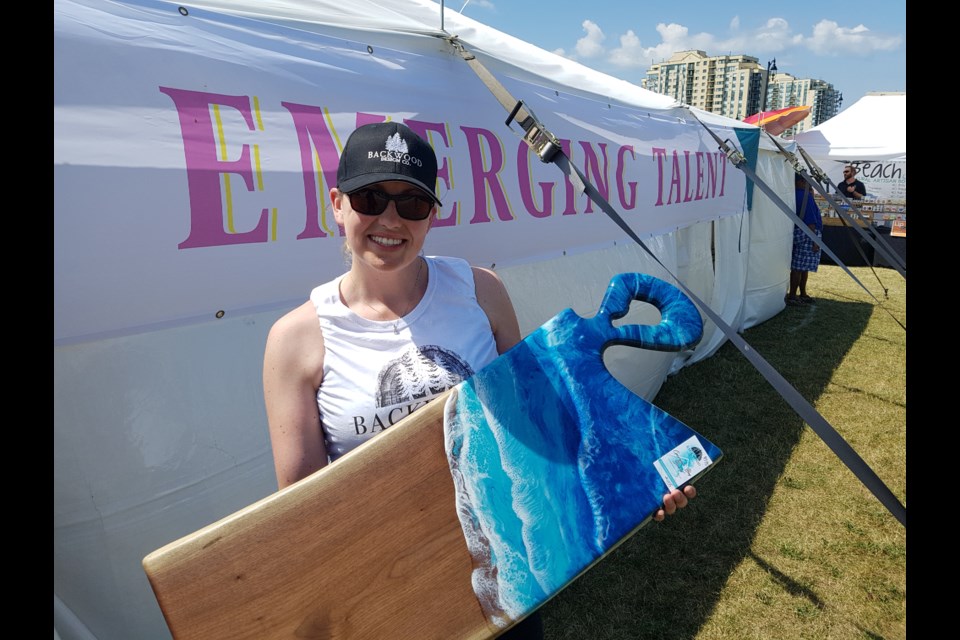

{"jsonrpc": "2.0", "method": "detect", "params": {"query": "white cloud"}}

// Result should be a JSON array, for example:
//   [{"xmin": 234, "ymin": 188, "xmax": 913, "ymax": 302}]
[
  {"xmin": 804, "ymin": 20, "xmax": 902, "ymax": 55},
  {"xmin": 639, "ymin": 23, "xmax": 717, "ymax": 64},
  {"xmin": 608, "ymin": 30, "xmax": 646, "ymax": 68},
  {"xmin": 574, "ymin": 19, "xmax": 606, "ymax": 58},
  {"xmin": 660, "ymin": 22, "xmax": 717, "ymax": 49},
  {"xmin": 745, "ymin": 17, "xmax": 793, "ymax": 51},
  {"xmin": 560, "ymin": 14, "xmax": 902, "ymax": 74}
]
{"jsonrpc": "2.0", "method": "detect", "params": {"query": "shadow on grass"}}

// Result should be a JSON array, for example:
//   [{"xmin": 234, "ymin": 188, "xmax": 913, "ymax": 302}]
[
  {"xmin": 538, "ymin": 297, "xmax": 874, "ymax": 640},
  {"xmin": 745, "ymin": 550, "xmax": 824, "ymax": 609}
]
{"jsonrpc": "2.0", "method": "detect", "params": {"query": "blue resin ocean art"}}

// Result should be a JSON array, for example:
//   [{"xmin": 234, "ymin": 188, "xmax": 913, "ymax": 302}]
[{"xmin": 443, "ymin": 273, "xmax": 722, "ymax": 629}]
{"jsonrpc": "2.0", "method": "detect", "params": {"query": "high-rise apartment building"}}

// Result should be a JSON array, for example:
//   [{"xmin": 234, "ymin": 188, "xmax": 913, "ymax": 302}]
[
  {"xmin": 765, "ymin": 73, "xmax": 842, "ymax": 136},
  {"xmin": 642, "ymin": 50, "xmax": 841, "ymax": 135}
]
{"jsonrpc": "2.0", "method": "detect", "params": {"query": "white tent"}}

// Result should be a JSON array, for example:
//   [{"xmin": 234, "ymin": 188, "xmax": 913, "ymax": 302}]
[
  {"xmin": 794, "ymin": 92, "xmax": 905, "ymax": 161},
  {"xmin": 55, "ymin": 1, "xmax": 796, "ymax": 638},
  {"xmin": 793, "ymin": 92, "xmax": 906, "ymax": 200}
]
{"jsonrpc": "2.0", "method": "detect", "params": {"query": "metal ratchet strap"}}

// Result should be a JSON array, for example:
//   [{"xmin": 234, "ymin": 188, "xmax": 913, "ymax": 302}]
[
  {"xmin": 444, "ymin": 35, "xmax": 905, "ymax": 526},
  {"xmin": 447, "ymin": 36, "xmax": 561, "ymax": 164}
]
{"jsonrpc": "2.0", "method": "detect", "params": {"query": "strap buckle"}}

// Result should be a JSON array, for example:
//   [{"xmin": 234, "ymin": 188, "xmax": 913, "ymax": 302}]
[
  {"xmin": 506, "ymin": 100, "xmax": 561, "ymax": 163},
  {"xmin": 716, "ymin": 138, "xmax": 745, "ymax": 167}
]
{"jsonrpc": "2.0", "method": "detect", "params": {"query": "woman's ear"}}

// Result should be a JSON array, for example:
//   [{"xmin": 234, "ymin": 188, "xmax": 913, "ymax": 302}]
[{"xmin": 331, "ymin": 188, "xmax": 345, "ymax": 226}]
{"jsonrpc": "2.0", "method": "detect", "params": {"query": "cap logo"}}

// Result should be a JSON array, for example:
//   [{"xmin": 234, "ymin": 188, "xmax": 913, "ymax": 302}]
[{"xmin": 367, "ymin": 132, "xmax": 423, "ymax": 168}]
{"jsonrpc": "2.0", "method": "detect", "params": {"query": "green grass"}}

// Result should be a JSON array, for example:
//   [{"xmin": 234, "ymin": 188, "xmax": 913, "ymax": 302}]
[{"xmin": 538, "ymin": 264, "xmax": 906, "ymax": 640}]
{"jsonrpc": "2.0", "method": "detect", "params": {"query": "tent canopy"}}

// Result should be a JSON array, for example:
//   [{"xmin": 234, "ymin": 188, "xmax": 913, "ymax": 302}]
[
  {"xmin": 151, "ymin": 0, "xmax": 747, "ymax": 128},
  {"xmin": 793, "ymin": 92, "xmax": 905, "ymax": 162}
]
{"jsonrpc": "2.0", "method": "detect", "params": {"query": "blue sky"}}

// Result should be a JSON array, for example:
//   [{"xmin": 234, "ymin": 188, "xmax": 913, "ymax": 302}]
[{"xmin": 432, "ymin": 0, "xmax": 906, "ymax": 112}]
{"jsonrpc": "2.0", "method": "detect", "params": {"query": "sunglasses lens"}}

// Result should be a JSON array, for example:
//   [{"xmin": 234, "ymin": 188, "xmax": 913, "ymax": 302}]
[
  {"xmin": 348, "ymin": 189, "xmax": 434, "ymax": 220},
  {"xmin": 396, "ymin": 195, "xmax": 433, "ymax": 220},
  {"xmin": 349, "ymin": 189, "xmax": 389, "ymax": 215}
]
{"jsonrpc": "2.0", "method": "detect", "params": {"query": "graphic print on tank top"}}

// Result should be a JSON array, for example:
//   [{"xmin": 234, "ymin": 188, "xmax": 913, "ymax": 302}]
[{"xmin": 375, "ymin": 345, "xmax": 475, "ymax": 407}]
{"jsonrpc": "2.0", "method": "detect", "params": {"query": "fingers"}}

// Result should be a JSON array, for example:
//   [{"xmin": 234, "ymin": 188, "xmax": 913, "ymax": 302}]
[{"xmin": 654, "ymin": 486, "xmax": 698, "ymax": 523}]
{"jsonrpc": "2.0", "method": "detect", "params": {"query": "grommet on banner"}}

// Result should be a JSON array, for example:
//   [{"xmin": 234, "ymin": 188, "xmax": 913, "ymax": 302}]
[
  {"xmin": 178, "ymin": 6, "xmax": 188, "ymax": 16},
  {"xmin": 215, "ymin": 310, "xmax": 225, "ymax": 319},
  {"xmin": 366, "ymin": 45, "xmax": 374, "ymax": 54}
]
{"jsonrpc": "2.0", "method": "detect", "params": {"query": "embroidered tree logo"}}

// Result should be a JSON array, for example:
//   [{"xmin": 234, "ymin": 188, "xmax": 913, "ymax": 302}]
[{"xmin": 385, "ymin": 132, "xmax": 409, "ymax": 155}]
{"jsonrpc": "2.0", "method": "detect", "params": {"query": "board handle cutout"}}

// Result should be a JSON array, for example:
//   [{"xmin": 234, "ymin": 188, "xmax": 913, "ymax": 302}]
[{"xmin": 591, "ymin": 273, "xmax": 703, "ymax": 352}]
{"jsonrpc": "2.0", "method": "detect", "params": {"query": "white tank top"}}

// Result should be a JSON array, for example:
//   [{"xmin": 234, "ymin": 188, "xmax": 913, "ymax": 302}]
[{"xmin": 312, "ymin": 256, "xmax": 500, "ymax": 462}]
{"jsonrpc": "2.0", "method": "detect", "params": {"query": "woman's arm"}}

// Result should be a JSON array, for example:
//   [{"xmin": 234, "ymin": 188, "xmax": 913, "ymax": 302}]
[
  {"xmin": 472, "ymin": 266, "xmax": 521, "ymax": 355},
  {"xmin": 263, "ymin": 302, "xmax": 329, "ymax": 489}
]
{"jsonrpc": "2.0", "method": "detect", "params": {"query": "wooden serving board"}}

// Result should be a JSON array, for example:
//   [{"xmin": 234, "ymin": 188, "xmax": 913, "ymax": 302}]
[
  {"xmin": 143, "ymin": 390, "xmax": 492, "ymax": 639},
  {"xmin": 143, "ymin": 273, "xmax": 722, "ymax": 639}
]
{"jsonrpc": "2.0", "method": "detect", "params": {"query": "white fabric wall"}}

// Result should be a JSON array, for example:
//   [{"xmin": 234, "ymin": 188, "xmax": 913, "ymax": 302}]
[{"xmin": 741, "ymin": 146, "xmax": 795, "ymax": 331}]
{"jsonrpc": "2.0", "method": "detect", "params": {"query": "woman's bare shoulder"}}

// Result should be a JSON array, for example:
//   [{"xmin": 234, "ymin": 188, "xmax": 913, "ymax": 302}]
[
  {"xmin": 470, "ymin": 264, "xmax": 504, "ymax": 291},
  {"xmin": 470, "ymin": 266, "xmax": 521, "ymax": 354},
  {"xmin": 269, "ymin": 300, "xmax": 321, "ymax": 338},
  {"xmin": 265, "ymin": 301, "xmax": 325, "ymax": 373}
]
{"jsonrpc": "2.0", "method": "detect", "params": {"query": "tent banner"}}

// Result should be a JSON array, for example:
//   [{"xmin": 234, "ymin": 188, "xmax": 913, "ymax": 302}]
[
  {"xmin": 824, "ymin": 159, "xmax": 907, "ymax": 201},
  {"xmin": 54, "ymin": 0, "xmax": 750, "ymax": 344}
]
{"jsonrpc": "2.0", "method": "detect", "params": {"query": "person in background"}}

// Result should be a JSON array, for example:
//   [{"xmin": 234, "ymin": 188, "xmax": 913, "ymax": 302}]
[
  {"xmin": 837, "ymin": 164, "xmax": 867, "ymax": 200},
  {"xmin": 787, "ymin": 173, "xmax": 824, "ymax": 305},
  {"xmin": 262, "ymin": 121, "xmax": 697, "ymax": 640}
]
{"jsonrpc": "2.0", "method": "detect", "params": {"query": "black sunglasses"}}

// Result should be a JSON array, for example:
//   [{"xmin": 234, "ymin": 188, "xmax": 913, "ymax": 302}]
[{"xmin": 347, "ymin": 188, "xmax": 436, "ymax": 221}]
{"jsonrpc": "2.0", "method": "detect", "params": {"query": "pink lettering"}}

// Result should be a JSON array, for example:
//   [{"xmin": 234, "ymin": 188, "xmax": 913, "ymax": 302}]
[
  {"xmin": 160, "ymin": 87, "xmax": 269, "ymax": 249},
  {"xmin": 668, "ymin": 152, "xmax": 682, "ymax": 205},
  {"xmin": 578, "ymin": 141, "xmax": 608, "ymax": 214},
  {"xmin": 516, "ymin": 143, "xmax": 553, "ymax": 218},
  {"xmin": 282, "ymin": 102, "xmax": 350, "ymax": 239},
  {"xmin": 694, "ymin": 152, "xmax": 705, "ymax": 201},
  {"xmin": 652, "ymin": 147, "xmax": 668, "ymax": 206},
  {"xmin": 616, "ymin": 145, "xmax": 637, "ymax": 209},
  {"xmin": 654, "ymin": 147, "xmax": 727, "ymax": 206},
  {"xmin": 706, "ymin": 153, "xmax": 718, "ymax": 198},
  {"xmin": 460, "ymin": 126, "xmax": 513, "ymax": 224}
]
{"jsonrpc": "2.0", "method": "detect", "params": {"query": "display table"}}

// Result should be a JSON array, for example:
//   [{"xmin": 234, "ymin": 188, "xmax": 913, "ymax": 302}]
[{"xmin": 819, "ymin": 222, "xmax": 905, "ymax": 269}]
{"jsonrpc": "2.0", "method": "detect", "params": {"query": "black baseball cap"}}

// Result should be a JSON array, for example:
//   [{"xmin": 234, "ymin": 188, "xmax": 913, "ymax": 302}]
[{"xmin": 336, "ymin": 122, "xmax": 441, "ymax": 205}]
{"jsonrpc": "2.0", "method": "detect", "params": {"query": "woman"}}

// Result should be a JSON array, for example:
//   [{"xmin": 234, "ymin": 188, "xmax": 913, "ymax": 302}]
[
  {"xmin": 263, "ymin": 122, "xmax": 693, "ymax": 638},
  {"xmin": 787, "ymin": 172, "xmax": 823, "ymax": 305},
  {"xmin": 263, "ymin": 121, "xmax": 522, "ymax": 486}
]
